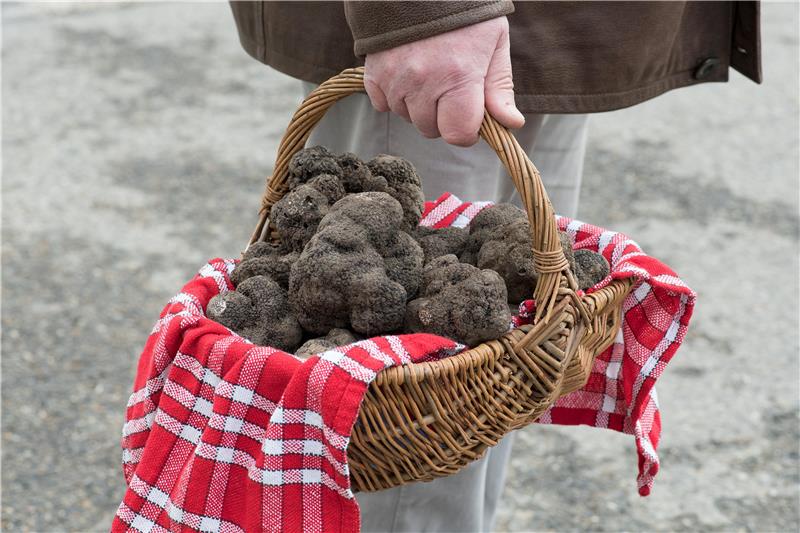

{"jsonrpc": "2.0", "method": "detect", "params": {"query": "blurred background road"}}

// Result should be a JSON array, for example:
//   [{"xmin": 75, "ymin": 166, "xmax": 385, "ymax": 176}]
[{"xmin": 2, "ymin": 2, "xmax": 798, "ymax": 531}]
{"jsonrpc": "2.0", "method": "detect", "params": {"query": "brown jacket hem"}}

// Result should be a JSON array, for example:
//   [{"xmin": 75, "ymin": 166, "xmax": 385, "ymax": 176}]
[
  {"xmin": 514, "ymin": 68, "xmax": 730, "ymax": 115},
  {"xmin": 237, "ymin": 31, "xmax": 358, "ymax": 85}
]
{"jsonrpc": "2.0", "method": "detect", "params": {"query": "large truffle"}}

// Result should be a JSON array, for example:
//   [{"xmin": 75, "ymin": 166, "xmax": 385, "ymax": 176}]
[
  {"xmin": 413, "ymin": 226, "xmax": 469, "ymax": 263},
  {"xmin": 337, "ymin": 152, "xmax": 387, "ymax": 193},
  {"xmin": 271, "ymin": 171, "xmax": 349, "ymax": 253},
  {"xmin": 295, "ymin": 328, "xmax": 359, "ymax": 359},
  {"xmin": 207, "ymin": 275, "xmax": 302, "ymax": 351},
  {"xmin": 367, "ymin": 155, "xmax": 425, "ymax": 232},
  {"xmin": 306, "ymin": 173, "xmax": 346, "ymax": 204},
  {"xmin": 476, "ymin": 218, "xmax": 538, "ymax": 303},
  {"xmin": 404, "ymin": 255, "xmax": 512, "ymax": 346},
  {"xmin": 271, "ymin": 184, "xmax": 330, "ymax": 252},
  {"xmin": 287, "ymin": 146, "xmax": 343, "ymax": 190},
  {"xmin": 462, "ymin": 204, "xmax": 579, "ymax": 303},
  {"xmin": 476, "ymin": 223, "xmax": 576, "ymax": 304},
  {"xmin": 574, "ymin": 249, "xmax": 610, "ymax": 290},
  {"xmin": 231, "ymin": 242, "xmax": 299, "ymax": 290},
  {"xmin": 289, "ymin": 192, "xmax": 424, "ymax": 336},
  {"xmin": 460, "ymin": 203, "xmax": 526, "ymax": 265}
]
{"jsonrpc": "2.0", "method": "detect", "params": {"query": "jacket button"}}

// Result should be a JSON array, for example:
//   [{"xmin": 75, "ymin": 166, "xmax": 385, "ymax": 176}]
[{"xmin": 694, "ymin": 57, "xmax": 721, "ymax": 80}]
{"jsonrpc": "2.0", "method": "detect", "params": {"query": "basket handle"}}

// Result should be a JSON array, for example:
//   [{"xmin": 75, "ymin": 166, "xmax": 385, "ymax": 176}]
[{"xmin": 248, "ymin": 67, "xmax": 573, "ymax": 323}]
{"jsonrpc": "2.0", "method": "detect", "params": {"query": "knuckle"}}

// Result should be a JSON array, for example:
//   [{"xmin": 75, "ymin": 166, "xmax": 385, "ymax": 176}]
[
  {"xmin": 402, "ymin": 61, "xmax": 428, "ymax": 84},
  {"xmin": 440, "ymin": 61, "xmax": 478, "ymax": 87},
  {"xmin": 487, "ymin": 76, "xmax": 515, "ymax": 92}
]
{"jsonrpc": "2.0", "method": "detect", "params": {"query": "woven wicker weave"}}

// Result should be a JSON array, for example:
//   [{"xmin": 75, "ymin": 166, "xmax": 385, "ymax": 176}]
[{"xmin": 247, "ymin": 67, "xmax": 633, "ymax": 493}]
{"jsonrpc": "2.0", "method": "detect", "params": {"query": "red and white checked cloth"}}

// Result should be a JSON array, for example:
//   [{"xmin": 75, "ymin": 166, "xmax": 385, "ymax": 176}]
[{"xmin": 114, "ymin": 192, "xmax": 695, "ymax": 532}]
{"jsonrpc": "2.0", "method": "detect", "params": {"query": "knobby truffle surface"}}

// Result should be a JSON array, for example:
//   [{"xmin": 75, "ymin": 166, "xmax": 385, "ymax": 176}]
[
  {"xmin": 271, "ymin": 184, "xmax": 331, "ymax": 252},
  {"xmin": 367, "ymin": 155, "xmax": 425, "ymax": 232},
  {"xmin": 289, "ymin": 192, "xmax": 423, "ymax": 336},
  {"xmin": 413, "ymin": 226, "xmax": 469, "ymax": 263},
  {"xmin": 307, "ymin": 173, "xmax": 346, "ymax": 204},
  {"xmin": 405, "ymin": 255, "xmax": 511, "ymax": 346},
  {"xmin": 477, "ymin": 218, "xmax": 540, "ymax": 303},
  {"xmin": 463, "ymin": 204, "xmax": 578, "ymax": 303},
  {"xmin": 287, "ymin": 146, "xmax": 342, "ymax": 190},
  {"xmin": 337, "ymin": 152, "xmax": 388, "ymax": 193},
  {"xmin": 460, "ymin": 203, "xmax": 526, "ymax": 265},
  {"xmin": 232, "ymin": 242, "xmax": 299, "ymax": 290},
  {"xmin": 207, "ymin": 275, "xmax": 303, "ymax": 352},
  {"xmin": 295, "ymin": 328, "xmax": 359, "ymax": 359},
  {"xmin": 574, "ymin": 249, "xmax": 610, "ymax": 290}
]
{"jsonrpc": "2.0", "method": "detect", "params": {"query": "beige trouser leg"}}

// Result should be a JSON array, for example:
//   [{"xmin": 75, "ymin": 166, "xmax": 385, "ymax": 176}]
[{"xmin": 303, "ymin": 83, "xmax": 589, "ymax": 532}]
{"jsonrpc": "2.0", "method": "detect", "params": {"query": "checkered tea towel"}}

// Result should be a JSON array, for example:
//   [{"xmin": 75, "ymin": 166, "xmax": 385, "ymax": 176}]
[{"xmin": 114, "ymin": 193, "xmax": 694, "ymax": 532}]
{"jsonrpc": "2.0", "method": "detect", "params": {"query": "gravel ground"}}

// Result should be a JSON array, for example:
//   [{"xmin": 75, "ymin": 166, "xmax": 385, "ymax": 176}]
[{"xmin": 2, "ymin": 2, "xmax": 798, "ymax": 532}]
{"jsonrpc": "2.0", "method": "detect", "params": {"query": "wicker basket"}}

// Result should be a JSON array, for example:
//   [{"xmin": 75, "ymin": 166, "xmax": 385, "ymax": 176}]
[{"xmin": 247, "ymin": 67, "xmax": 633, "ymax": 493}]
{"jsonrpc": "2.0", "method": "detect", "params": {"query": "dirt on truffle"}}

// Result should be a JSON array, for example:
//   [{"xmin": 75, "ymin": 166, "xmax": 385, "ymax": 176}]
[
  {"xmin": 207, "ymin": 275, "xmax": 303, "ymax": 352},
  {"xmin": 367, "ymin": 155, "xmax": 425, "ymax": 232},
  {"xmin": 287, "ymin": 145, "xmax": 343, "ymax": 190},
  {"xmin": 413, "ymin": 226, "xmax": 469, "ymax": 263},
  {"xmin": 289, "ymin": 192, "xmax": 423, "ymax": 336},
  {"xmin": 271, "ymin": 184, "xmax": 331, "ymax": 252},
  {"xmin": 405, "ymin": 254, "xmax": 511, "ymax": 346},
  {"xmin": 231, "ymin": 242, "xmax": 299, "ymax": 290},
  {"xmin": 574, "ymin": 249, "xmax": 610, "ymax": 289},
  {"xmin": 295, "ymin": 328, "xmax": 359, "ymax": 359}
]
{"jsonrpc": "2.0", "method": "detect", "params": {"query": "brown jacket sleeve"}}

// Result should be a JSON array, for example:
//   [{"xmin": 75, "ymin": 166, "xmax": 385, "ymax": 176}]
[{"xmin": 344, "ymin": 1, "xmax": 514, "ymax": 56}]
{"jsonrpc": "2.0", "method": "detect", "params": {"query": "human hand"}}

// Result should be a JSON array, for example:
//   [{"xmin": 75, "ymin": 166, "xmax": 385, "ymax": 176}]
[{"xmin": 363, "ymin": 16, "xmax": 524, "ymax": 147}]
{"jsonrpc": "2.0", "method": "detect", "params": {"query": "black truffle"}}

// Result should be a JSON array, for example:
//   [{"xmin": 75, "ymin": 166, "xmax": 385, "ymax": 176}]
[
  {"xmin": 232, "ymin": 242, "xmax": 299, "ymax": 290},
  {"xmin": 460, "ymin": 203, "xmax": 526, "ymax": 265},
  {"xmin": 560, "ymin": 231, "xmax": 577, "ymax": 274},
  {"xmin": 207, "ymin": 275, "xmax": 303, "ymax": 352},
  {"xmin": 289, "ymin": 192, "xmax": 423, "ymax": 336},
  {"xmin": 476, "ymin": 218, "xmax": 538, "ymax": 304},
  {"xmin": 367, "ymin": 155, "xmax": 425, "ymax": 232},
  {"xmin": 306, "ymin": 173, "xmax": 346, "ymax": 204},
  {"xmin": 413, "ymin": 226, "xmax": 469, "ymax": 263},
  {"xmin": 337, "ymin": 152, "xmax": 387, "ymax": 193},
  {"xmin": 574, "ymin": 249, "xmax": 610, "ymax": 290},
  {"xmin": 295, "ymin": 328, "xmax": 359, "ymax": 359},
  {"xmin": 404, "ymin": 255, "xmax": 512, "ymax": 346},
  {"xmin": 287, "ymin": 146, "xmax": 343, "ymax": 190},
  {"xmin": 270, "ymin": 184, "xmax": 331, "ymax": 252},
  {"xmin": 463, "ymin": 203, "xmax": 579, "ymax": 303}
]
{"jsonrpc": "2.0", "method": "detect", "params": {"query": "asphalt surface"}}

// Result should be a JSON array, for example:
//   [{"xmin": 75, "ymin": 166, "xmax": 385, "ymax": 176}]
[{"xmin": 2, "ymin": 2, "xmax": 798, "ymax": 532}]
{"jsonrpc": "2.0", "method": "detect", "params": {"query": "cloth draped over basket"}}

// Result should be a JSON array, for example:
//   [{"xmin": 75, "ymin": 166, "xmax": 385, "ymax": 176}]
[{"xmin": 113, "ymin": 193, "xmax": 695, "ymax": 533}]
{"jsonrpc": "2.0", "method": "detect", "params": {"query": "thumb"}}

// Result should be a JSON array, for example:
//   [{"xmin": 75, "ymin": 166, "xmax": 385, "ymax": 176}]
[{"xmin": 484, "ymin": 30, "xmax": 524, "ymax": 129}]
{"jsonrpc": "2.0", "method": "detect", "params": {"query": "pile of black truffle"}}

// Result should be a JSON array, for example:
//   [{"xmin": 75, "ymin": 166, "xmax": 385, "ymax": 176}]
[{"xmin": 207, "ymin": 147, "xmax": 610, "ymax": 357}]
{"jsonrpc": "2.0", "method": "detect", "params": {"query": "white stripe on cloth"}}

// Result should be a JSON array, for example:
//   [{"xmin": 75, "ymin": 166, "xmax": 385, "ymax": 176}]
[
  {"xmin": 120, "ymin": 474, "xmax": 246, "ymax": 533},
  {"xmin": 419, "ymin": 193, "xmax": 461, "ymax": 227}
]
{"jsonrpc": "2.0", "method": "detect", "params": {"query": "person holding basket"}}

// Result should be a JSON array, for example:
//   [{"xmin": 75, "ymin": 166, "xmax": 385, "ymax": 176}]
[{"xmin": 229, "ymin": 1, "xmax": 760, "ymax": 531}]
